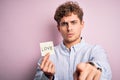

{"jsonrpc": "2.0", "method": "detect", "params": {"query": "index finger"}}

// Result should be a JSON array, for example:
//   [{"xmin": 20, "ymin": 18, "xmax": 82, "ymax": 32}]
[
  {"xmin": 43, "ymin": 53, "xmax": 50, "ymax": 60},
  {"xmin": 76, "ymin": 63, "xmax": 86, "ymax": 72},
  {"xmin": 40, "ymin": 53, "xmax": 50, "ymax": 68}
]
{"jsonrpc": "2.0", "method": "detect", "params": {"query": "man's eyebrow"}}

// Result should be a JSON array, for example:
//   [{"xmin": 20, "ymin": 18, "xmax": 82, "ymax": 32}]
[
  {"xmin": 60, "ymin": 21, "xmax": 68, "ymax": 24},
  {"xmin": 60, "ymin": 20, "xmax": 78, "ymax": 23},
  {"xmin": 70, "ymin": 20, "xmax": 78, "ymax": 22}
]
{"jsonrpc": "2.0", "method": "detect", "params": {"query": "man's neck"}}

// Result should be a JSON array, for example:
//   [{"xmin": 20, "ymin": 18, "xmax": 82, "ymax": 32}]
[{"xmin": 63, "ymin": 38, "xmax": 81, "ymax": 49}]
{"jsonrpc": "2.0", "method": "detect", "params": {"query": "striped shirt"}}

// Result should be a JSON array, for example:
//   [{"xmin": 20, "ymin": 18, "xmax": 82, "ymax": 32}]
[{"xmin": 34, "ymin": 39, "xmax": 112, "ymax": 80}]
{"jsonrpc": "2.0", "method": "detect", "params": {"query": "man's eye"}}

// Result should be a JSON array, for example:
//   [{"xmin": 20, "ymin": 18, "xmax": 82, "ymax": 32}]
[
  {"xmin": 60, "ymin": 22, "xmax": 68, "ymax": 26},
  {"xmin": 71, "ymin": 21, "xmax": 77, "ymax": 24}
]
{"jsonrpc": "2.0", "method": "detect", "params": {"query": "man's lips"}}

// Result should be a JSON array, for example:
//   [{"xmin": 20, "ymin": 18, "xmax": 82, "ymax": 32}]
[{"xmin": 67, "ymin": 33, "xmax": 74, "ymax": 37}]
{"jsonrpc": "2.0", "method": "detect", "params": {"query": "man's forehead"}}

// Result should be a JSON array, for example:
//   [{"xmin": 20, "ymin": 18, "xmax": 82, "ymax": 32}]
[{"xmin": 60, "ymin": 14, "xmax": 79, "ymax": 22}]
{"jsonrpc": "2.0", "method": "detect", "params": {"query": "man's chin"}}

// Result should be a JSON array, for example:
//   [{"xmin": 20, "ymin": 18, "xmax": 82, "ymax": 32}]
[
  {"xmin": 64, "ymin": 37, "xmax": 80, "ymax": 43},
  {"xmin": 64, "ymin": 39, "xmax": 75, "ymax": 43}
]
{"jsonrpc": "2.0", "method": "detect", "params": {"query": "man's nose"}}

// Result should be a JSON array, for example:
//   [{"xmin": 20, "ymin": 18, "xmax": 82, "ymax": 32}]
[{"xmin": 67, "ymin": 23, "xmax": 72, "ymax": 31}]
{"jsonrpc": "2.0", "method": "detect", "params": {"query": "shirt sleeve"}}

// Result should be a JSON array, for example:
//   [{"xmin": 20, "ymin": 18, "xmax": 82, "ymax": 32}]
[
  {"xmin": 34, "ymin": 58, "xmax": 58, "ymax": 80},
  {"xmin": 90, "ymin": 45, "xmax": 112, "ymax": 80},
  {"xmin": 33, "ymin": 65, "xmax": 49, "ymax": 80},
  {"xmin": 33, "ymin": 57, "xmax": 49, "ymax": 80}
]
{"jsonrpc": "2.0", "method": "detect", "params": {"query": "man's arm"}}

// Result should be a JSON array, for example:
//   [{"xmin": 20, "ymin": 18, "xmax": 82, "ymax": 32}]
[
  {"xmin": 74, "ymin": 45, "xmax": 112, "ymax": 80},
  {"xmin": 74, "ymin": 62, "xmax": 102, "ymax": 80},
  {"xmin": 34, "ymin": 53, "xmax": 55, "ymax": 80}
]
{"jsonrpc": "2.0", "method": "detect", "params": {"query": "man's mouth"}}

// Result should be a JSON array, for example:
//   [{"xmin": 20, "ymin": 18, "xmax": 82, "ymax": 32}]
[{"xmin": 67, "ymin": 33, "xmax": 74, "ymax": 37}]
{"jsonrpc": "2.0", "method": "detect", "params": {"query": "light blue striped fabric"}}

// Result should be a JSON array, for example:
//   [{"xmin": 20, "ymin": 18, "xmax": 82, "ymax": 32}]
[{"xmin": 34, "ymin": 39, "xmax": 112, "ymax": 80}]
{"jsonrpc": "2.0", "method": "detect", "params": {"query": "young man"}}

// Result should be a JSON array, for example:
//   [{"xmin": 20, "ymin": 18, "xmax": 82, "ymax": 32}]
[{"xmin": 34, "ymin": 1, "xmax": 112, "ymax": 80}]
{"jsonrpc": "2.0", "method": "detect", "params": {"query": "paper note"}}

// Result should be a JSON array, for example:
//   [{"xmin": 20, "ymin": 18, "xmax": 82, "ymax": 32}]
[{"xmin": 40, "ymin": 41, "xmax": 54, "ymax": 56}]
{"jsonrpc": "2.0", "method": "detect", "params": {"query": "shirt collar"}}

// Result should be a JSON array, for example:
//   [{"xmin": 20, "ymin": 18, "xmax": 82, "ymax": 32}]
[
  {"xmin": 60, "ymin": 37, "xmax": 86, "ymax": 52},
  {"xmin": 73, "ymin": 39, "xmax": 85, "ymax": 52}
]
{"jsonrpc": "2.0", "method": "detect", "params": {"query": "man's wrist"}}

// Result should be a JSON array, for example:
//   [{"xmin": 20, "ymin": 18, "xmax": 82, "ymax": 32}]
[
  {"xmin": 87, "ymin": 61, "xmax": 102, "ymax": 72},
  {"xmin": 44, "ymin": 74, "xmax": 54, "ymax": 80}
]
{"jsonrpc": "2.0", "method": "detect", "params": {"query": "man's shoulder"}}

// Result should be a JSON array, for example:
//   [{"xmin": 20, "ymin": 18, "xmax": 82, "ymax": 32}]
[
  {"xmin": 85, "ymin": 43, "xmax": 105, "ymax": 53},
  {"xmin": 82, "ymin": 41, "xmax": 104, "ymax": 51}
]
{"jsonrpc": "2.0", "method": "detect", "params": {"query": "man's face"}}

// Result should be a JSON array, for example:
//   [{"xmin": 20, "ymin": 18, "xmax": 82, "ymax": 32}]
[{"xmin": 58, "ymin": 13, "xmax": 84, "ymax": 43}]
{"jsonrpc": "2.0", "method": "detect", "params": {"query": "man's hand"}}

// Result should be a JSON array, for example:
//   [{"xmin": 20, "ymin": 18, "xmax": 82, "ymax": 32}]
[
  {"xmin": 40, "ymin": 53, "xmax": 55, "ymax": 80},
  {"xmin": 74, "ymin": 62, "xmax": 102, "ymax": 80}
]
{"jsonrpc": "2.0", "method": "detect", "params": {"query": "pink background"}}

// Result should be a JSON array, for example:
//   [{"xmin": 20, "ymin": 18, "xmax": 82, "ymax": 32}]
[{"xmin": 0, "ymin": 0, "xmax": 120, "ymax": 80}]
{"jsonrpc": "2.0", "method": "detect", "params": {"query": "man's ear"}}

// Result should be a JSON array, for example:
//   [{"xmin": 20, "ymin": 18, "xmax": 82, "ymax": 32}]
[{"xmin": 81, "ymin": 20, "xmax": 84, "ymax": 29}]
